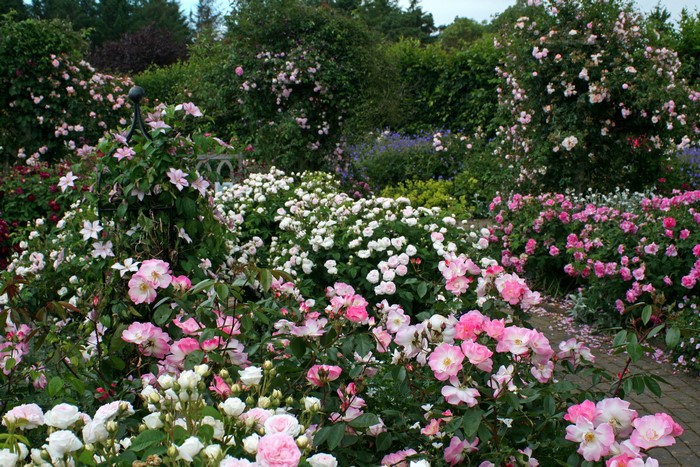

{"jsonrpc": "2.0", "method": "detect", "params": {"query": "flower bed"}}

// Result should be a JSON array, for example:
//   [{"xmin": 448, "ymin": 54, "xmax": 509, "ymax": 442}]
[
  {"xmin": 0, "ymin": 104, "xmax": 686, "ymax": 466},
  {"xmin": 488, "ymin": 190, "xmax": 700, "ymax": 373}
]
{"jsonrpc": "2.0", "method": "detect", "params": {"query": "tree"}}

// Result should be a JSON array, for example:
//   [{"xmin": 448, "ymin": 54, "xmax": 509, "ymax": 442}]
[
  {"xmin": 0, "ymin": 0, "xmax": 30, "ymax": 19},
  {"xmin": 91, "ymin": 0, "xmax": 134, "ymax": 46},
  {"xmin": 131, "ymin": 0, "xmax": 191, "ymax": 45},
  {"xmin": 88, "ymin": 23, "xmax": 188, "ymax": 73},
  {"xmin": 438, "ymin": 17, "xmax": 487, "ymax": 50},
  {"xmin": 30, "ymin": 0, "xmax": 97, "ymax": 32},
  {"xmin": 190, "ymin": 0, "xmax": 223, "ymax": 35}
]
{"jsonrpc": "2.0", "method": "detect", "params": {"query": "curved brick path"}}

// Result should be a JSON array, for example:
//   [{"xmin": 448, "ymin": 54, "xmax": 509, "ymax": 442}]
[{"xmin": 529, "ymin": 303, "xmax": 700, "ymax": 465}]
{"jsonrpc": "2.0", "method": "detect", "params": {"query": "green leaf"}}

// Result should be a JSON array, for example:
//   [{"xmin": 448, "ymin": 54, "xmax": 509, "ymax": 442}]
[
  {"xmin": 462, "ymin": 408, "xmax": 483, "ymax": 437},
  {"xmin": 326, "ymin": 423, "xmax": 346, "ymax": 450},
  {"xmin": 348, "ymin": 413, "xmax": 379, "ymax": 429},
  {"xmin": 666, "ymin": 326, "xmax": 681, "ymax": 348},
  {"xmin": 130, "ymin": 430, "xmax": 165, "ymax": 452},
  {"xmin": 417, "ymin": 282, "xmax": 428, "ymax": 299},
  {"xmin": 153, "ymin": 304, "xmax": 173, "ymax": 326},
  {"xmin": 47, "ymin": 376, "xmax": 64, "ymax": 398},
  {"xmin": 641, "ymin": 305, "xmax": 652, "ymax": 325},
  {"xmin": 77, "ymin": 449, "xmax": 97, "ymax": 466},
  {"xmin": 612, "ymin": 330, "xmax": 627, "ymax": 348},
  {"xmin": 259, "ymin": 269, "xmax": 273, "ymax": 292},
  {"xmin": 647, "ymin": 324, "xmax": 665, "ymax": 340},
  {"xmin": 190, "ymin": 279, "xmax": 215, "ymax": 295},
  {"xmin": 376, "ymin": 432, "xmax": 392, "ymax": 452},
  {"xmin": 116, "ymin": 202, "xmax": 128, "ymax": 218},
  {"xmin": 289, "ymin": 338, "xmax": 306, "ymax": 359},
  {"xmin": 626, "ymin": 334, "xmax": 643, "ymax": 362},
  {"xmin": 543, "ymin": 395, "xmax": 555, "ymax": 415},
  {"xmin": 214, "ymin": 283, "xmax": 229, "ymax": 302},
  {"xmin": 644, "ymin": 376, "xmax": 663, "ymax": 397}
]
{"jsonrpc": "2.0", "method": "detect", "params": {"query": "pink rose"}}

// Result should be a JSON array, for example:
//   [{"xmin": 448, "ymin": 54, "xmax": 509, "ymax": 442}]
[
  {"xmin": 306, "ymin": 365, "xmax": 342, "ymax": 387},
  {"xmin": 263, "ymin": 414, "xmax": 301, "ymax": 437},
  {"xmin": 255, "ymin": 433, "xmax": 301, "ymax": 467}
]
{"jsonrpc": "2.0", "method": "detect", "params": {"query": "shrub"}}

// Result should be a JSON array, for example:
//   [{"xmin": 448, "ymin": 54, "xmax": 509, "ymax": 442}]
[
  {"xmin": 218, "ymin": 0, "xmax": 382, "ymax": 172},
  {"xmin": 380, "ymin": 178, "xmax": 475, "ymax": 219},
  {"xmin": 345, "ymin": 130, "xmax": 466, "ymax": 191},
  {"xmin": 0, "ymin": 15, "xmax": 132, "ymax": 164},
  {"xmin": 493, "ymin": 0, "xmax": 700, "ymax": 193},
  {"xmin": 384, "ymin": 36, "xmax": 502, "ymax": 134}
]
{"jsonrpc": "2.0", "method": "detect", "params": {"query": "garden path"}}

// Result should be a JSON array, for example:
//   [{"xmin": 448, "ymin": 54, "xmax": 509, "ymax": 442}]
[{"xmin": 528, "ymin": 304, "xmax": 700, "ymax": 465}]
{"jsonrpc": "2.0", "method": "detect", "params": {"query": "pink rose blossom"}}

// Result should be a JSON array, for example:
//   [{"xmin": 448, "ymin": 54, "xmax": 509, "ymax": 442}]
[
  {"xmin": 255, "ymin": 432, "xmax": 301, "ymax": 467},
  {"xmin": 444, "ymin": 436, "xmax": 479, "ymax": 466},
  {"xmin": 127, "ymin": 273, "xmax": 157, "ymax": 304},
  {"xmin": 460, "ymin": 340, "xmax": 493, "ymax": 372},
  {"xmin": 306, "ymin": 365, "xmax": 342, "ymax": 387},
  {"xmin": 630, "ymin": 413, "xmax": 682, "ymax": 450},
  {"xmin": 565, "ymin": 419, "xmax": 615, "ymax": 461},
  {"xmin": 428, "ymin": 343, "xmax": 465, "ymax": 381}
]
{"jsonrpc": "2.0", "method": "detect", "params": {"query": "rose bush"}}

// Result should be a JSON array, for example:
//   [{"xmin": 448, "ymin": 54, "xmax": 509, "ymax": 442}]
[{"xmin": 493, "ymin": 0, "xmax": 700, "ymax": 193}]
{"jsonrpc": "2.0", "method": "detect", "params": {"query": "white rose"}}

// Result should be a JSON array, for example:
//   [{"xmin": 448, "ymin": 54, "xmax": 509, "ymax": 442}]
[
  {"xmin": 177, "ymin": 370, "xmax": 200, "ymax": 390},
  {"xmin": 410, "ymin": 461, "xmax": 431, "ymax": 467},
  {"xmin": 44, "ymin": 403, "xmax": 81, "ymax": 429},
  {"xmin": 142, "ymin": 413, "xmax": 164, "ymax": 430},
  {"xmin": 82, "ymin": 420, "xmax": 109, "ymax": 444},
  {"xmin": 239, "ymin": 366, "xmax": 263, "ymax": 386},
  {"xmin": 382, "ymin": 270, "xmax": 396, "ymax": 282},
  {"xmin": 202, "ymin": 416, "xmax": 225, "ymax": 439},
  {"xmin": 395, "ymin": 264, "xmax": 408, "ymax": 276},
  {"xmin": 302, "ymin": 396, "xmax": 321, "ymax": 411},
  {"xmin": 0, "ymin": 449, "xmax": 19, "ymax": 466},
  {"xmin": 366, "ymin": 269, "xmax": 380, "ymax": 284},
  {"xmin": 46, "ymin": 430, "xmax": 83, "ymax": 462},
  {"xmin": 219, "ymin": 397, "xmax": 246, "ymax": 417},
  {"xmin": 242, "ymin": 433, "xmax": 260, "ymax": 454},
  {"xmin": 405, "ymin": 245, "xmax": 417, "ymax": 256},
  {"xmin": 158, "ymin": 374, "xmax": 176, "ymax": 389},
  {"xmin": 203, "ymin": 444, "xmax": 222, "ymax": 460},
  {"xmin": 175, "ymin": 436, "xmax": 204, "ymax": 462},
  {"xmin": 308, "ymin": 453, "xmax": 339, "ymax": 467}
]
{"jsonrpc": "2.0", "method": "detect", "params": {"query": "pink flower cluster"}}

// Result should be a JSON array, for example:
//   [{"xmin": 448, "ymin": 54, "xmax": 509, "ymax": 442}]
[
  {"xmin": 565, "ymin": 398, "xmax": 683, "ymax": 463},
  {"xmin": 127, "ymin": 259, "xmax": 174, "ymax": 305},
  {"xmin": 325, "ymin": 283, "xmax": 369, "ymax": 324}
]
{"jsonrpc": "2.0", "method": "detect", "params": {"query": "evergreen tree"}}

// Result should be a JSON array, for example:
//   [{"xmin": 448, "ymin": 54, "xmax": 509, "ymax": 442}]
[
  {"xmin": 0, "ymin": 0, "xmax": 30, "ymax": 19},
  {"xmin": 190, "ymin": 0, "xmax": 222, "ymax": 34}
]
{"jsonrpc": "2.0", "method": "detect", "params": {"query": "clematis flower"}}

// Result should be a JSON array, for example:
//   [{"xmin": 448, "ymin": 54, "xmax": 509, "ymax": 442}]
[
  {"xmin": 58, "ymin": 171, "xmax": 78, "ymax": 192},
  {"xmin": 167, "ymin": 168, "xmax": 189, "ymax": 191},
  {"xmin": 80, "ymin": 220, "xmax": 103, "ymax": 240}
]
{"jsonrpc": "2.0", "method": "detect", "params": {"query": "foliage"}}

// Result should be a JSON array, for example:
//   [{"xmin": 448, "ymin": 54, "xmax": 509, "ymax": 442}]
[
  {"xmin": 438, "ymin": 17, "xmax": 488, "ymax": 50},
  {"xmin": 493, "ymin": 0, "xmax": 700, "ymax": 193},
  {"xmin": 0, "ymin": 162, "xmax": 75, "ymax": 269},
  {"xmin": 303, "ymin": 0, "xmax": 437, "ymax": 43},
  {"xmin": 88, "ymin": 23, "xmax": 188, "ymax": 74},
  {"xmin": 223, "ymin": 0, "xmax": 382, "ymax": 172},
  {"xmin": 380, "ymin": 178, "xmax": 475, "ymax": 219},
  {"xmin": 0, "ymin": 15, "xmax": 133, "ymax": 164},
  {"xmin": 344, "ymin": 130, "xmax": 466, "ymax": 191},
  {"xmin": 383, "ymin": 35, "xmax": 501, "ymax": 134}
]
